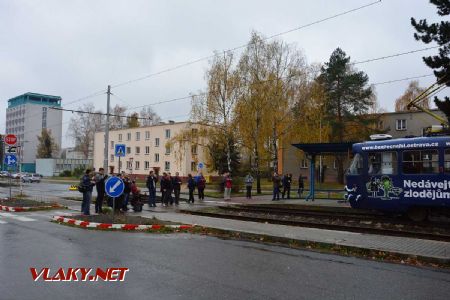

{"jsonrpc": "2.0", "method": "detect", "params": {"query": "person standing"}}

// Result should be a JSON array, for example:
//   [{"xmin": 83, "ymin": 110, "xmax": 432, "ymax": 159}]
[
  {"xmin": 298, "ymin": 175, "xmax": 304, "ymax": 199},
  {"xmin": 81, "ymin": 169, "xmax": 95, "ymax": 215},
  {"xmin": 167, "ymin": 172, "xmax": 174, "ymax": 205},
  {"xmin": 282, "ymin": 173, "xmax": 292, "ymax": 199},
  {"xmin": 94, "ymin": 168, "xmax": 107, "ymax": 214},
  {"xmin": 244, "ymin": 173, "xmax": 254, "ymax": 199},
  {"xmin": 224, "ymin": 174, "xmax": 232, "ymax": 201},
  {"xmin": 272, "ymin": 172, "xmax": 281, "ymax": 201},
  {"xmin": 122, "ymin": 174, "xmax": 131, "ymax": 211},
  {"xmin": 173, "ymin": 172, "xmax": 182, "ymax": 205},
  {"xmin": 197, "ymin": 174, "xmax": 206, "ymax": 201},
  {"xmin": 187, "ymin": 174, "xmax": 196, "ymax": 203},
  {"xmin": 160, "ymin": 172, "xmax": 170, "ymax": 207},
  {"xmin": 146, "ymin": 170, "xmax": 158, "ymax": 207}
]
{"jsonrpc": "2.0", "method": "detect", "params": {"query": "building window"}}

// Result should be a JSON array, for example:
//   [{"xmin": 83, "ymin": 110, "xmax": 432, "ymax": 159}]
[
  {"xmin": 165, "ymin": 129, "xmax": 171, "ymax": 139},
  {"xmin": 144, "ymin": 161, "xmax": 150, "ymax": 170},
  {"xmin": 127, "ymin": 132, "xmax": 131, "ymax": 141},
  {"xmin": 136, "ymin": 132, "xmax": 140, "ymax": 141},
  {"xmin": 165, "ymin": 161, "xmax": 170, "ymax": 171},
  {"xmin": 119, "ymin": 160, "xmax": 122, "ymax": 169},
  {"xmin": 110, "ymin": 141, "xmax": 114, "ymax": 149},
  {"xmin": 118, "ymin": 134, "xmax": 122, "ymax": 142},
  {"xmin": 135, "ymin": 146, "xmax": 140, "ymax": 155},
  {"xmin": 396, "ymin": 119, "xmax": 407, "ymax": 131},
  {"xmin": 42, "ymin": 107, "xmax": 47, "ymax": 129},
  {"xmin": 300, "ymin": 159, "xmax": 308, "ymax": 169},
  {"xmin": 155, "ymin": 138, "xmax": 160, "ymax": 147},
  {"xmin": 126, "ymin": 147, "xmax": 131, "ymax": 154},
  {"xmin": 191, "ymin": 161, "xmax": 196, "ymax": 172},
  {"xmin": 110, "ymin": 154, "xmax": 114, "ymax": 162},
  {"xmin": 191, "ymin": 145, "xmax": 197, "ymax": 155},
  {"xmin": 135, "ymin": 161, "xmax": 140, "ymax": 170},
  {"xmin": 145, "ymin": 131, "xmax": 150, "ymax": 140},
  {"xmin": 145, "ymin": 146, "xmax": 150, "ymax": 155},
  {"xmin": 154, "ymin": 153, "xmax": 160, "ymax": 162},
  {"xmin": 126, "ymin": 161, "xmax": 132, "ymax": 170},
  {"xmin": 165, "ymin": 145, "xmax": 171, "ymax": 155}
]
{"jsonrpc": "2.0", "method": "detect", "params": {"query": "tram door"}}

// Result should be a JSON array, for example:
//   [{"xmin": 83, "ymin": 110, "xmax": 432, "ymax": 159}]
[{"xmin": 367, "ymin": 151, "xmax": 401, "ymax": 211}]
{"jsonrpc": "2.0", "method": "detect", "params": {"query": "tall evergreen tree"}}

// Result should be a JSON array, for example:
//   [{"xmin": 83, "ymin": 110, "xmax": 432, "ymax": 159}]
[
  {"xmin": 36, "ymin": 129, "xmax": 59, "ymax": 158},
  {"xmin": 317, "ymin": 48, "xmax": 373, "ymax": 183},
  {"xmin": 411, "ymin": 0, "xmax": 450, "ymax": 121}
]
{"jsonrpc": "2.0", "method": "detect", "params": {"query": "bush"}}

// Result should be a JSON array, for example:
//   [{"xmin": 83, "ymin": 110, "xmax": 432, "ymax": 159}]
[
  {"xmin": 59, "ymin": 170, "xmax": 72, "ymax": 177},
  {"xmin": 72, "ymin": 167, "xmax": 85, "ymax": 178}
]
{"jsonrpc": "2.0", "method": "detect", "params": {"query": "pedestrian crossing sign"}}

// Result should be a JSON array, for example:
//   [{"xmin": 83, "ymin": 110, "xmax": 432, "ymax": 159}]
[{"xmin": 115, "ymin": 144, "xmax": 126, "ymax": 157}]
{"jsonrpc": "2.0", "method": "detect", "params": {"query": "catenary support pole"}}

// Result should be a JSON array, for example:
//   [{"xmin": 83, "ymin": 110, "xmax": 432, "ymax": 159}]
[{"xmin": 104, "ymin": 85, "xmax": 111, "ymax": 172}]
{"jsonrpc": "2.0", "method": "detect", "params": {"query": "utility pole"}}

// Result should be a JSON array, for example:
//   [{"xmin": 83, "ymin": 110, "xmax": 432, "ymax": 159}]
[{"xmin": 103, "ymin": 85, "xmax": 111, "ymax": 173}]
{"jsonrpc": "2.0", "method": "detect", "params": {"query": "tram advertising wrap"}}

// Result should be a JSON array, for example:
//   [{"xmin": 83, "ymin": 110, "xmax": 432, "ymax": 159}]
[{"xmin": 345, "ymin": 136, "xmax": 450, "ymax": 220}]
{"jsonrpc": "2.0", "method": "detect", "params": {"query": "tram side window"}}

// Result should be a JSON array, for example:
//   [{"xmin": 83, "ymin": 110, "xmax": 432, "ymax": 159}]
[
  {"xmin": 347, "ymin": 153, "xmax": 363, "ymax": 175},
  {"xmin": 368, "ymin": 151, "xmax": 397, "ymax": 175},
  {"xmin": 445, "ymin": 149, "xmax": 450, "ymax": 173},
  {"xmin": 403, "ymin": 150, "xmax": 439, "ymax": 174}
]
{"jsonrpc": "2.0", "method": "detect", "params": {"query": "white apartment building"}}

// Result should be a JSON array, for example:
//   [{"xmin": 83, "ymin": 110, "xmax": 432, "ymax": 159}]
[
  {"xmin": 5, "ymin": 93, "xmax": 63, "ymax": 172},
  {"xmin": 93, "ymin": 121, "xmax": 210, "ymax": 177}
]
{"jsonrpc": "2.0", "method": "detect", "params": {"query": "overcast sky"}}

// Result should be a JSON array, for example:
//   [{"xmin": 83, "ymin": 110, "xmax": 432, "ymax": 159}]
[{"xmin": 1, "ymin": 0, "xmax": 448, "ymax": 147}]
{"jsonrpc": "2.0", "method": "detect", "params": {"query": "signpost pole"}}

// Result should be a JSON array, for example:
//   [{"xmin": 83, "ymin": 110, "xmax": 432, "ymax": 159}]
[
  {"xmin": 112, "ymin": 197, "xmax": 115, "ymax": 222},
  {"xmin": 9, "ymin": 168, "xmax": 12, "ymax": 201},
  {"xmin": 118, "ymin": 156, "xmax": 121, "ymax": 174}
]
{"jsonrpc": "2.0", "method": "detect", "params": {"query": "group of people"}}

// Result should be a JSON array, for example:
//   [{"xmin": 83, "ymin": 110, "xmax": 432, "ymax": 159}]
[
  {"xmin": 80, "ymin": 168, "xmax": 142, "ymax": 215},
  {"xmin": 146, "ymin": 170, "xmax": 207, "ymax": 207},
  {"xmin": 271, "ymin": 172, "xmax": 304, "ymax": 201},
  {"xmin": 79, "ymin": 168, "xmax": 306, "ymax": 215}
]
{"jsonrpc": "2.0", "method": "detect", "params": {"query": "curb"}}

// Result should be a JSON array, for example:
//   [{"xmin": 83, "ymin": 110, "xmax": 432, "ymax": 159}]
[
  {"xmin": 52, "ymin": 216, "xmax": 194, "ymax": 231},
  {"xmin": 0, "ymin": 204, "xmax": 64, "ymax": 212}
]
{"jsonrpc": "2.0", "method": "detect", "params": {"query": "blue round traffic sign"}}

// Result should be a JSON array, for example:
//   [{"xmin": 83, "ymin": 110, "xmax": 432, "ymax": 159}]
[
  {"xmin": 4, "ymin": 154, "xmax": 17, "ymax": 166},
  {"xmin": 105, "ymin": 177, "xmax": 125, "ymax": 198}
]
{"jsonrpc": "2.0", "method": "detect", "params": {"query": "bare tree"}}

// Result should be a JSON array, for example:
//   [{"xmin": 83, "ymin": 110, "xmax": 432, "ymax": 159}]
[
  {"xmin": 395, "ymin": 80, "xmax": 430, "ymax": 112},
  {"xmin": 109, "ymin": 104, "xmax": 127, "ymax": 130},
  {"xmin": 139, "ymin": 106, "xmax": 161, "ymax": 126},
  {"xmin": 68, "ymin": 103, "xmax": 104, "ymax": 159}
]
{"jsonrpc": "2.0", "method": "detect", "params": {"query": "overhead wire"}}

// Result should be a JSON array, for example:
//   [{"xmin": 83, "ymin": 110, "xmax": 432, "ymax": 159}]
[{"xmin": 110, "ymin": 0, "xmax": 382, "ymax": 89}]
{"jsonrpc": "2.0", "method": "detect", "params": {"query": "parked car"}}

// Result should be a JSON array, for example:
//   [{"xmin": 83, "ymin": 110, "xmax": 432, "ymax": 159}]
[
  {"xmin": 0, "ymin": 171, "xmax": 10, "ymax": 178},
  {"xmin": 22, "ymin": 174, "xmax": 41, "ymax": 183},
  {"xmin": 10, "ymin": 173, "xmax": 21, "ymax": 179}
]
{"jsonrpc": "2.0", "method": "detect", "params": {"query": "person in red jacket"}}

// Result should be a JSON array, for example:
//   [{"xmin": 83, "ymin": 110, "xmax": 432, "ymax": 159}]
[{"xmin": 224, "ymin": 173, "xmax": 232, "ymax": 201}]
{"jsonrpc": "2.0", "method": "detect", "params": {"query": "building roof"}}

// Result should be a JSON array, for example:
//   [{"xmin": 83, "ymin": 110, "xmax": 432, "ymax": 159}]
[
  {"xmin": 291, "ymin": 142, "xmax": 355, "ymax": 155},
  {"xmin": 7, "ymin": 92, "xmax": 62, "ymax": 108}
]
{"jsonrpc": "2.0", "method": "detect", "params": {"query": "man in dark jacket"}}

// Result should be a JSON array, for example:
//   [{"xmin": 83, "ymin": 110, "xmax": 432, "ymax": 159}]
[
  {"xmin": 94, "ymin": 168, "xmax": 107, "ymax": 213},
  {"xmin": 172, "ymin": 172, "xmax": 182, "ymax": 205},
  {"xmin": 281, "ymin": 173, "xmax": 292, "ymax": 199},
  {"xmin": 272, "ymin": 172, "xmax": 281, "ymax": 201},
  {"xmin": 122, "ymin": 175, "xmax": 131, "ymax": 211},
  {"xmin": 146, "ymin": 170, "xmax": 158, "ymax": 207},
  {"xmin": 187, "ymin": 174, "xmax": 196, "ymax": 203},
  {"xmin": 81, "ymin": 169, "xmax": 95, "ymax": 215},
  {"xmin": 160, "ymin": 172, "xmax": 170, "ymax": 207}
]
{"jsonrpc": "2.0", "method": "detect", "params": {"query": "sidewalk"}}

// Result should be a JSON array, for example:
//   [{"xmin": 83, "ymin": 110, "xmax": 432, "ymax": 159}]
[{"xmin": 138, "ymin": 208, "xmax": 450, "ymax": 261}]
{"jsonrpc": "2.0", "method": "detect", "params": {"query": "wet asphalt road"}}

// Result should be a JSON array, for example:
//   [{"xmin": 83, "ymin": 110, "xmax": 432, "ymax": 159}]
[{"xmin": 0, "ymin": 183, "xmax": 450, "ymax": 299}]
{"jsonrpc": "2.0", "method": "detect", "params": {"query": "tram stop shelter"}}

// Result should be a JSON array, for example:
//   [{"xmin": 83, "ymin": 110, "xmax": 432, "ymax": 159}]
[{"xmin": 291, "ymin": 142, "xmax": 355, "ymax": 201}]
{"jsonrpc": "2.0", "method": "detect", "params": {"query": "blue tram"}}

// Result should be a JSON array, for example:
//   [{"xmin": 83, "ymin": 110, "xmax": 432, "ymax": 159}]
[{"xmin": 345, "ymin": 135, "xmax": 450, "ymax": 221}]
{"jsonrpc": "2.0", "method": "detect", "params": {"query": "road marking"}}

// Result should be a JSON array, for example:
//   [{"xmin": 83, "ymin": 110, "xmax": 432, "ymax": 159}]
[
  {"xmin": 0, "ymin": 212, "xmax": 36, "ymax": 222},
  {"xmin": 0, "ymin": 220, "xmax": 7, "ymax": 224}
]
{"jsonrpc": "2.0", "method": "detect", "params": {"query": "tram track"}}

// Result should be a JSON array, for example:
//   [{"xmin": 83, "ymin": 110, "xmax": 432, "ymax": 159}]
[{"xmin": 179, "ymin": 205, "xmax": 450, "ymax": 242}]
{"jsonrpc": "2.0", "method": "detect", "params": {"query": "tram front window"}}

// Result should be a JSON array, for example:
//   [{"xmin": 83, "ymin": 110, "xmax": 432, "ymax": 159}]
[
  {"xmin": 368, "ymin": 151, "xmax": 397, "ymax": 175},
  {"xmin": 347, "ymin": 153, "xmax": 363, "ymax": 175}
]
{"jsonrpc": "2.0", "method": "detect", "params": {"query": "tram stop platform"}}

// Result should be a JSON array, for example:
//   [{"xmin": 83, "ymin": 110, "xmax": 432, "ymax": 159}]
[{"xmin": 138, "ymin": 205, "xmax": 450, "ymax": 263}]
